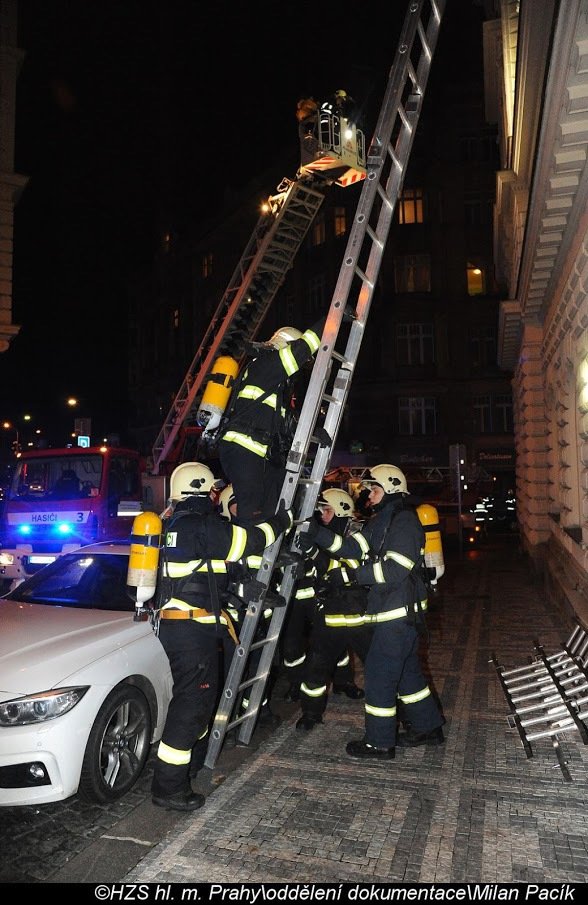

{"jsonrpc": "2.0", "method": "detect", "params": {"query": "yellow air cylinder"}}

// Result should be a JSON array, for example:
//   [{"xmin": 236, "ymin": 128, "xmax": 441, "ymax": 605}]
[
  {"xmin": 417, "ymin": 503, "xmax": 445, "ymax": 583},
  {"xmin": 196, "ymin": 355, "xmax": 239, "ymax": 431},
  {"xmin": 127, "ymin": 511, "xmax": 162, "ymax": 607}
]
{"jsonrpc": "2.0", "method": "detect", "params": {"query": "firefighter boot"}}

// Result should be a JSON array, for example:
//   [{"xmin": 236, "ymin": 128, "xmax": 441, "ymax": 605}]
[
  {"xmin": 396, "ymin": 726, "xmax": 445, "ymax": 747},
  {"xmin": 346, "ymin": 738, "xmax": 395, "ymax": 760},
  {"xmin": 333, "ymin": 682, "xmax": 365, "ymax": 700},
  {"xmin": 296, "ymin": 714, "xmax": 323, "ymax": 732},
  {"xmin": 152, "ymin": 790, "xmax": 205, "ymax": 812}
]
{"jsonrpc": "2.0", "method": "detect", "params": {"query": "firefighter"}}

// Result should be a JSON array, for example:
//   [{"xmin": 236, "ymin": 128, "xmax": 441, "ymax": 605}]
[
  {"xmin": 296, "ymin": 465, "xmax": 444, "ymax": 759},
  {"xmin": 151, "ymin": 462, "xmax": 292, "ymax": 811},
  {"xmin": 218, "ymin": 317, "xmax": 325, "ymax": 525},
  {"xmin": 295, "ymin": 488, "xmax": 372, "ymax": 730}
]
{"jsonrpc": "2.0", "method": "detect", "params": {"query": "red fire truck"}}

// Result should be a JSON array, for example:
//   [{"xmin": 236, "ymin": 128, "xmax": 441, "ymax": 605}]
[{"xmin": 0, "ymin": 446, "xmax": 148, "ymax": 590}]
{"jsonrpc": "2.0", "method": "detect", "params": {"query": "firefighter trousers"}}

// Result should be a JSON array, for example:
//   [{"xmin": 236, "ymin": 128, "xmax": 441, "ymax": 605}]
[
  {"xmin": 151, "ymin": 620, "xmax": 223, "ymax": 799},
  {"xmin": 364, "ymin": 619, "xmax": 443, "ymax": 749},
  {"xmin": 300, "ymin": 619, "xmax": 373, "ymax": 720},
  {"xmin": 218, "ymin": 441, "xmax": 284, "ymax": 524}
]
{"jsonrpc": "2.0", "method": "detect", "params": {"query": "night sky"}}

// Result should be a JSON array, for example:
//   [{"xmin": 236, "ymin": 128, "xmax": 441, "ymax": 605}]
[{"xmin": 0, "ymin": 0, "xmax": 483, "ymax": 447}]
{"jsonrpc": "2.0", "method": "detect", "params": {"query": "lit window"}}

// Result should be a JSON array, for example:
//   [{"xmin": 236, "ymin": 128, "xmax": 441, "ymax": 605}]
[
  {"xmin": 467, "ymin": 262, "xmax": 485, "ymax": 296},
  {"xmin": 394, "ymin": 254, "xmax": 431, "ymax": 293},
  {"xmin": 334, "ymin": 206, "xmax": 346, "ymax": 237},
  {"xmin": 398, "ymin": 188, "xmax": 424, "ymax": 224},
  {"xmin": 398, "ymin": 397, "xmax": 437, "ymax": 435},
  {"xmin": 202, "ymin": 252, "xmax": 213, "ymax": 278},
  {"xmin": 173, "ymin": 308, "xmax": 179, "ymax": 329},
  {"xmin": 396, "ymin": 323, "xmax": 435, "ymax": 365},
  {"xmin": 312, "ymin": 216, "xmax": 326, "ymax": 246}
]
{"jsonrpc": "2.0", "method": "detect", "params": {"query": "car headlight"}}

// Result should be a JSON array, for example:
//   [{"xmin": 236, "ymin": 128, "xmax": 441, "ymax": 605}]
[{"xmin": 0, "ymin": 687, "xmax": 89, "ymax": 726}]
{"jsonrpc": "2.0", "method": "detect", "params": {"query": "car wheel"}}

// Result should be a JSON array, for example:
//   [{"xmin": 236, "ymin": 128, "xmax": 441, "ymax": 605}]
[{"xmin": 78, "ymin": 684, "xmax": 152, "ymax": 803}]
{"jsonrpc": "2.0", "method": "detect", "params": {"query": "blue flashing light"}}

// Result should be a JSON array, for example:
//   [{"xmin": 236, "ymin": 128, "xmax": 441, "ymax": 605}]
[
  {"xmin": 57, "ymin": 522, "xmax": 73, "ymax": 535},
  {"xmin": 18, "ymin": 525, "xmax": 32, "ymax": 536}
]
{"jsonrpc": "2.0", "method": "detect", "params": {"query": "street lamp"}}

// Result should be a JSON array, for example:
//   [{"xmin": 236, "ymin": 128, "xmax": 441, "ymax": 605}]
[{"xmin": 2, "ymin": 421, "xmax": 20, "ymax": 454}]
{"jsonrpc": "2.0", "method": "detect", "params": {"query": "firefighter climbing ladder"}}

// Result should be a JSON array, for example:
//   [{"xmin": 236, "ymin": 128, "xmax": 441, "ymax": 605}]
[
  {"xmin": 491, "ymin": 623, "xmax": 588, "ymax": 780},
  {"xmin": 204, "ymin": 0, "xmax": 447, "ymax": 769},
  {"xmin": 150, "ymin": 178, "xmax": 327, "ymax": 473}
]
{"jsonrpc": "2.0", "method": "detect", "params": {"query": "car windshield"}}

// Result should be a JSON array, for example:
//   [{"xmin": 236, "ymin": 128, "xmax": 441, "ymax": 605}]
[{"xmin": 3, "ymin": 551, "xmax": 133, "ymax": 611}]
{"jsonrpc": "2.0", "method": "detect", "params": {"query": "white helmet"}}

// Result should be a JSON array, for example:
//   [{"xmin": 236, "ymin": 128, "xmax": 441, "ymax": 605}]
[
  {"xmin": 169, "ymin": 462, "xmax": 216, "ymax": 501},
  {"xmin": 218, "ymin": 484, "xmax": 236, "ymax": 520},
  {"xmin": 268, "ymin": 326, "xmax": 302, "ymax": 350},
  {"xmin": 362, "ymin": 464, "xmax": 408, "ymax": 495},
  {"xmin": 317, "ymin": 488, "xmax": 355, "ymax": 518}
]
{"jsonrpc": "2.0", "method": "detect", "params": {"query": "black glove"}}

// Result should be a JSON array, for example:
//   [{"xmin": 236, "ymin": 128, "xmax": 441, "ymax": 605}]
[
  {"xmin": 313, "ymin": 426, "xmax": 332, "ymax": 447},
  {"xmin": 275, "ymin": 548, "xmax": 306, "ymax": 580},
  {"xmin": 342, "ymin": 304, "xmax": 356, "ymax": 323},
  {"xmin": 343, "ymin": 565, "xmax": 358, "ymax": 585},
  {"xmin": 294, "ymin": 518, "xmax": 320, "ymax": 553},
  {"xmin": 275, "ymin": 500, "xmax": 294, "ymax": 532}
]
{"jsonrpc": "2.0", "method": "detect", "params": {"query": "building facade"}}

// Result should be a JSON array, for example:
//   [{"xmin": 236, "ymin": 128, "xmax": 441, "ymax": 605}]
[
  {"xmin": 490, "ymin": 0, "xmax": 588, "ymax": 617},
  {"xmin": 128, "ymin": 3, "xmax": 516, "ymax": 506},
  {"xmin": 0, "ymin": 0, "xmax": 25, "ymax": 354}
]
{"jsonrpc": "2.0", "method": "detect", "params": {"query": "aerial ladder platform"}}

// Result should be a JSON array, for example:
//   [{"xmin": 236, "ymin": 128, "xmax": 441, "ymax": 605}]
[
  {"xmin": 150, "ymin": 106, "xmax": 368, "ymax": 474},
  {"xmin": 204, "ymin": 0, "xmax": 447, "ymax": 770}
]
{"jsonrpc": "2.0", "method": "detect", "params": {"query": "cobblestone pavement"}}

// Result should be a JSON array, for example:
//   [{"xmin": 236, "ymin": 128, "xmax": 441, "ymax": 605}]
[{"xmin": 2, "ymin": 537, "xmax": 588, "ymax": 884}]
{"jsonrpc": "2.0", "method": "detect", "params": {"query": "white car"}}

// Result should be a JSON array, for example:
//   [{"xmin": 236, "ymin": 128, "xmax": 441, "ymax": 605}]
[{"xmin": 0, "ymin": 542, "xmax": 172, "ymax": 807}]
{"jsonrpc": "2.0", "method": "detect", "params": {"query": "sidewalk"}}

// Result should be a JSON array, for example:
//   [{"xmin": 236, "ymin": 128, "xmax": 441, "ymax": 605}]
[{"xmin": 123, "ymin": 538, "xmax": 588, "ymax": 884}]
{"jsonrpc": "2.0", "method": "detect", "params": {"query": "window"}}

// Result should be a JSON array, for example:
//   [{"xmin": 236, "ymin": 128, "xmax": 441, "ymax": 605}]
[
  {"xmin": 398, "ymin": 187, "xmax": 424, "ymax": 224},
  {"xmin": 467, "ymin": 262, "xmax": 485, "ymax": 296},
  {"xmin": 334, "ymin": 206, "xmax": 346, "ymax": 237},
  {"xmin": 396, "ymin": 323, "xmax": 434, "ymax": 365},
  {"xmin": 470, "ymin": 325, "xmax": 496, "ymax": 367},
  {"xmin": 398, "ymin": 397, "xmax": 437, "ymax": 435},
  {"xmin": 459, "ymin": 129, "xmax": 498, "ymax": 163},
  {"xmin": 312, "ymin": 216, "xmax": 326, "ymax": 246},
  {"xmin": 202, "ymin": 252, "xmax": 213, "ymax": 278},
  {"xmin": 494, "ymin": 394, "xmax": 513, "ymax": 433},
  {"xmin": 394, "ymin": 254, "xmax": 431, "ymax": 293},
  {"xmin": 173, "ymin": 308, "xmax": 179, "ymax": 329},
  {"xmin": 473, "ymin": 394, "xmax": 492, "ymax": 433},
  {"xmin": 472, "ymin": 394, "xmax": 513, "ymax": 434},
  {"xmin": 308, "ymin": 273, "xmax": 327, "ymax": 314},
  {"xmin": 464, "ymin": 190, "xmax": 493, "ymax": 226}
]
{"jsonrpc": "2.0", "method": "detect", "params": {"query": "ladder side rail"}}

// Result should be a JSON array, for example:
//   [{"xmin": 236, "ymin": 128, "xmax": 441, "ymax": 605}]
[
  {"xmin": 222, "ymin": 0, "xmax": 445, "ymax": 734},
  {"xmin": 205, "ymin": 0, "xmax": 446, "ymax": 768},
  {"xmin": 152, "ymin": 184, "xmax": 326, "ymax": 472}
]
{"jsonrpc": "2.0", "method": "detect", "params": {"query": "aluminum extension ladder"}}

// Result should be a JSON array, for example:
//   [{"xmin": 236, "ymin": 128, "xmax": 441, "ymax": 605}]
[
  {"xmin": 491, "ymin": 623, "xmax": 588, "ymax": 780},
  {"xmin": 204, "ymin": 0, "xmax": 447, "ymax": 770}
]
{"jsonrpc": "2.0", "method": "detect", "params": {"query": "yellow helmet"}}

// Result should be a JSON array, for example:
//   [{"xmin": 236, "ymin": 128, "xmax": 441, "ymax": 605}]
[
  {"xmin": 268, "ymin": 326, "xmax": 303, "ymax": 350},
  {"xmin": 317, "ymin": 488, "xmax": 355, "ymax": 518},
  {"xmin": 361, "ymin": 464, "xmax": 408, "ymax": 495},
  {"xmin": 169, "ymin": 462, "xmax": 216, "ymax": 501},
  {"xmin": 218, "ymin": 484, "xmax": 236, "ymax": 520}
]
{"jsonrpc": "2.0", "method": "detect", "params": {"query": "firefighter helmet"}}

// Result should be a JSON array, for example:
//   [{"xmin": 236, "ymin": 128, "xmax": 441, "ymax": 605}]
[
  {"xmin": 317, "ymin": 488, "xmax": 355, "ymax": 518},
  {"xmin": 362, "ymin": 464, "xmax": 408, "ymax": 495},
  {"xmin": 218, "ymin": 484, "xmax": 236, "ymax": 520},
  {"xmin": 169, "ymin": 462, "xmax": 216, "ymax": 501},
  {"xmin": 267, "ymin": 326, "xmax": 303, "ymax": 350}
]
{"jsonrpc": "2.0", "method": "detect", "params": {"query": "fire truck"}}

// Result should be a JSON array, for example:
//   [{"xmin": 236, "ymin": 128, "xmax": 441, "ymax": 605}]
[{"xmin": 0, "ymin": 446, "xmax": 146, "ymax": 589}]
